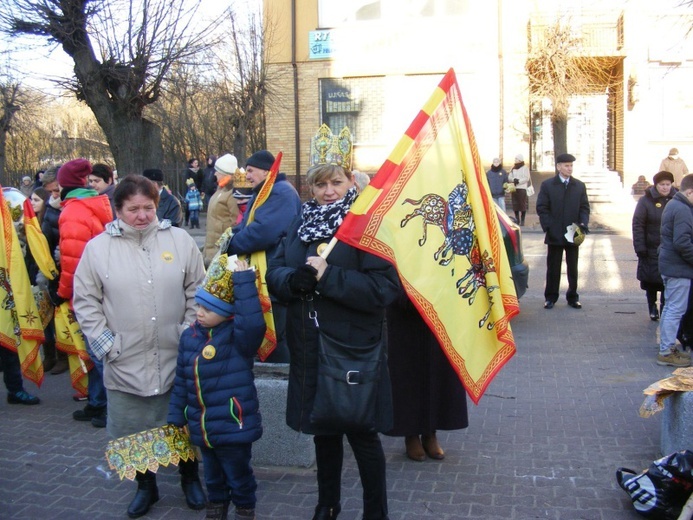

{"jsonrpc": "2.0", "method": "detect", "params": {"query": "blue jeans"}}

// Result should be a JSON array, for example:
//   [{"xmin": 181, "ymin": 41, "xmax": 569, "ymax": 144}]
[
  {"xmin": 660, "ymin": 276, "xmax": 692, "ymax": 353},
  {"xmin": 494, "ymin": 196, "xmax": 506, "ymax": 212},
  {"xmin": 200, "ymin": 443, "xmax": 256, "ymax": 508},
  {"xmin": 0, "ymin": 347, "xmax": 25, "ymax": 394},
  {"xmin": 85, "ymin": 337, "xmax": 107, "ymax": 408}
]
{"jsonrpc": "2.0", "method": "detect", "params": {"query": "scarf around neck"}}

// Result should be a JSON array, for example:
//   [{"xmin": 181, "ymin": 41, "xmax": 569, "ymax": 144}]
[{"xmin": 298, "ymin": 187, "xmax": 357, "ymax": 244}]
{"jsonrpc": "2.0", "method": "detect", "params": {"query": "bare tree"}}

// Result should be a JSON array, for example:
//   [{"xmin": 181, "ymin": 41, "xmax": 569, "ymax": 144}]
[
  {"xmin": 151, "ymin": 5, "xmax": 276, "ymax": 194},
  {"xmin": 0, "ymin": 78, "xmax": 24, "ymax": 183},
  {"xmin": 1, "ymin": 0, "xmax": 216, "ymax": 175},
  {"xmin": 526, "ymin": 19, "xmax": 620, "ymax": 159}
]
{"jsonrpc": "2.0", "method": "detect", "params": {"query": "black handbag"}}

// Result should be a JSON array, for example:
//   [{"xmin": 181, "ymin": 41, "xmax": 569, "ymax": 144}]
[{"xmin": 308, "ymin": 300, "xmax": 383, "ymax": 433}]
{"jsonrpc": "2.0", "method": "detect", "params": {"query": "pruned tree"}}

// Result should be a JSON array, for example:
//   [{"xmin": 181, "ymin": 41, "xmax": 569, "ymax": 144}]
[
  {"xmin": 526, "ymin": 18, "xmax": 620, "ymax": 160},
  {"xmin": 1, "ymin": 0, "xmax": 216, "ymax": 176}
]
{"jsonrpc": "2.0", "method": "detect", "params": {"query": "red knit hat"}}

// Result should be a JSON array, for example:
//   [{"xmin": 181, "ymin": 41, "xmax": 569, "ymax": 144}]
[{"xmin": 57, "ymin": 159, "xmax": 92, "ymax": 188}]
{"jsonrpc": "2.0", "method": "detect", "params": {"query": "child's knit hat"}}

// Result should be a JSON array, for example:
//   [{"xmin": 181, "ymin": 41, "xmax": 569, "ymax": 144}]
[{"xmin": 195, "ymin": 254, "xmax": 236, "ymax": 317}]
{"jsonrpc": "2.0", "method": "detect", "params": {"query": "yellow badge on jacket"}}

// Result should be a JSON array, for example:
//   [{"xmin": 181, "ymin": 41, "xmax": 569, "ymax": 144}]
[
  {"xmin": 161, "ymin": 251, "xmax": 174, "ymax": 263},
  {"xmin": 202, "ymin": 345, "xmax": 216, "ymax": 359}
]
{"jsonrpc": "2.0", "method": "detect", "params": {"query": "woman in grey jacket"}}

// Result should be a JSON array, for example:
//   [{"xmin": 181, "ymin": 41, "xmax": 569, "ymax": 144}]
[{"xmin": 73, "ymin": 175, "xmax": 206, "ymax": 518}]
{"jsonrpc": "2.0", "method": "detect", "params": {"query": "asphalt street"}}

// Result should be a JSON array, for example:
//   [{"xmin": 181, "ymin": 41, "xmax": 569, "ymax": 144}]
[{"xmin": 0, "ymin": 202, "xmax": 678, "ymax": 519}]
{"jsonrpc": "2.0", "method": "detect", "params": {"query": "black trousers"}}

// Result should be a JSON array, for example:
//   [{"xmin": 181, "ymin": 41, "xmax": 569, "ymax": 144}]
[
  {"xmin": 314, "ymin": 433, "xmax": 388, "ymax": 519},
  {"xmin": 544, "ymin": 243, "xmax": 580, "ymax": 304}
]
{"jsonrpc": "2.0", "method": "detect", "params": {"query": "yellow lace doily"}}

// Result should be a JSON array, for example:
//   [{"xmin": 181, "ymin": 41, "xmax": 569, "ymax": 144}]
[{"xmin": 105, "ymin": 424, "xmax": 196, "ymax": 481}]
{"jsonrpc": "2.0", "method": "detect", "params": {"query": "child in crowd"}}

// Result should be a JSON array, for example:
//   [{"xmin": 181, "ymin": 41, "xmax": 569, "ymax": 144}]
[
  {"xmin": 185, "ymin": 178, "xmax": 203, "ymax": 229},
  {"xmin": 168, "ymin": 255, "xmax": 266, "ymax": 520}
]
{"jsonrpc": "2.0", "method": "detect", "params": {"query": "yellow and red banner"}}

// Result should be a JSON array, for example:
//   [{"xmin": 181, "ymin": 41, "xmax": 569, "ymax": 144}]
[
  {"xmin": 335, "ymin": 69, "xmax": 519, "ymax": 403},
  {"xmin": 245, "ymin": 152, "xmax": 283, "ymax": 361},
  {"xmin": 23, "ymin": 197, "xmax": 91, "ymax": 394},
  {"xmin": 0, "ymin": 188, "xmax": 44, "ymax": 386}
]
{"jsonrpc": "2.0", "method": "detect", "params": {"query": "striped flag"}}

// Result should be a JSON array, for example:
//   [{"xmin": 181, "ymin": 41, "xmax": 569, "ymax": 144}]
[
  {"xmin": 244, "ymin": 152, "xmax": 283, "ymax": 361},
  {"xmin": 335, "ymin": 69, "xmax": 519, "ymax": 403}
]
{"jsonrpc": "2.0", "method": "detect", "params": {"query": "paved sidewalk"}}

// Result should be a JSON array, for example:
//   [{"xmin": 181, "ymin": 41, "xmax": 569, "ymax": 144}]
[{"xmin": 0, "ymin": 208, "xmax": 671, "ymax": 520}]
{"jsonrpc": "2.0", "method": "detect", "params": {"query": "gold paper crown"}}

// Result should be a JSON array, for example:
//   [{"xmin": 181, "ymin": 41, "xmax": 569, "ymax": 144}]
[
  {"xmin": 185, "ymin": 178, "xmax": 195, "ymax": 187},
  {"xmin": 233, "ymin": 168, "xmax": 251, "ymax": 189},
  {"xmin": 201, "ymin": 254, "xmax": 235, "ymax": 305},
  {"xmin": 310, "ymin": 124, "xmax": 353, "ymax": 169}
]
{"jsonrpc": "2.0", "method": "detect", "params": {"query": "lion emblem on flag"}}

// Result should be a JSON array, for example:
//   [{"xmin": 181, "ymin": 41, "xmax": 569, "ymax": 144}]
[{"xmin": 400, "ymin": 183, "xmax": 498, "ymax": 328}]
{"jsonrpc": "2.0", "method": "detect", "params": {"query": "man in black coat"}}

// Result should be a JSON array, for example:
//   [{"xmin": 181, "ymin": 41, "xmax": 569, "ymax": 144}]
[
  {"xmin": 536, "ymin": 153, "xmax": 591, "ymax": 309},
  {"xmin": 142, "ymin": 169, "xmax": 182, "ymax": 227}
]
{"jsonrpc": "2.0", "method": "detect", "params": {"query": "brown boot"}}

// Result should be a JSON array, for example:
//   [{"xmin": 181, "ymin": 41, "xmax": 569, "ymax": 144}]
[
  {"xmin": 421, "ymin": 432, "xmax": 445, "ymax": 460},
  {"xmin": 404, "ymin": 435, "xmax": 425, "ymax": 462},
  {"xmin": 51, "ymin": 352, "xmax": 69, "ymax": 375}
]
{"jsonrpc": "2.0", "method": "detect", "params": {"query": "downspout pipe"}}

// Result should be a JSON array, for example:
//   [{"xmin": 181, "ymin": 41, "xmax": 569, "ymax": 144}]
[{"xmin": 291, "ymin": 0, "xmax": 301, "ymax": 194}]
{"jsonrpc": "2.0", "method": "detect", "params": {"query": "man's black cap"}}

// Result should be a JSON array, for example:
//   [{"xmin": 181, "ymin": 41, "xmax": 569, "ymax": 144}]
[{"xmin": 556, "ymin": 153, "xmax": 576, "ymax": 164}]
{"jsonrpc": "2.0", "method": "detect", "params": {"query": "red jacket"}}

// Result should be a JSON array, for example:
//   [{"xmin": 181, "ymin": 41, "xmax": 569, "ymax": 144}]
[{"xmin": 57, "ymin": 193, "xmax": 113, "ymax": 300}]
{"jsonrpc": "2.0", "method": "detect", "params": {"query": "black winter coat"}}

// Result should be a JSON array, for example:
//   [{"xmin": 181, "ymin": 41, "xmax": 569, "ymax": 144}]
[
  {"xmin": 536, "ymin": 175, "xmax": 590, "ymax": 245},
  {"xmin": 384, "ymin": 293, "xmax": 468, "ymax": 437},
  {"xmin": 632, "ymin": 185, "xmax": 676, "ymax": 285},
  {"xmin": 42, "ymin": 205, "xmax": 61, "ymax": 258},
  {"xmin": 266, "ymin": 217, "xmax": 401, "ymax": 435},
  {"xmin": 157, "ymin": 188, "xmax": 182, "ymax": 227}
]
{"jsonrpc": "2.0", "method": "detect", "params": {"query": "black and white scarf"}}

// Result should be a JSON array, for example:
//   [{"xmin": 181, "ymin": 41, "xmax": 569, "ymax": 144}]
[{"xmin": 298, "ymin": 187, "xmax": 358, "ymax": 244}]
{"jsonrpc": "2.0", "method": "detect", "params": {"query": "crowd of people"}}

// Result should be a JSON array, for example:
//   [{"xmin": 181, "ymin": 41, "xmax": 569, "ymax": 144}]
[{"xmin": 4, "ymin": 138, "xmax": 693, "ymax": 520}]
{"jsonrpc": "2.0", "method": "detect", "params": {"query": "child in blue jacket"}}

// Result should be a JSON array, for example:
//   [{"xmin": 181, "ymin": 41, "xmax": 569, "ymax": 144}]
[
  {"xmin": 185, "ymin": 179, "xmax": 203, "ymax": 229},
  {"xmin": 168, "ymin": 254, "xmax": 266, "ymax": 520}
]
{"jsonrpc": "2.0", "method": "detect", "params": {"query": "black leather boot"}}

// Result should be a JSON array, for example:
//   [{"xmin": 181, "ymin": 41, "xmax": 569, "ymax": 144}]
[
  {"xmin": 180, "ymin": 458, "xmax": 207, "ymax": 510},
  {"xmin": 312, "ymin": 504, "xmax": 341, "ymax": 520},
  {"xmin": 127, "ymin": 470, "xmax": 159, "ymax": 518}
]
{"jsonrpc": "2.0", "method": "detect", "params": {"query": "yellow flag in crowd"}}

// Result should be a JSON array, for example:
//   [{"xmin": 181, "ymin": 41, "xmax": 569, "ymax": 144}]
[
  {"xmin": 0, "ymin": 188, "xmax": 44, "ymax": 386},
  {"xmin": 335, "ymin": 69, "xmax": 519, "ymax": 403},
  {"xmin": 23, "ymin": 195, "xmax": 91, "ymax": 395},
  {"xmin": 244, "ymin": 152, "xmax": 283, "ymax": 361},
  {"xmin": 54, "ymin": 302, "xmax": 91, "ymax": 396}
]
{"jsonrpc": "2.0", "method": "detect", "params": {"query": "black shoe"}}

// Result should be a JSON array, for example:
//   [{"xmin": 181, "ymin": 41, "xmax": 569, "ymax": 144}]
[
  {"xmin": 7, "ymin": 390, "xmax": 40, "ymax": 405},
  {"xmin": 206, "ymin": 501, "xmax": 230, "ymax": 520},
  {"xmin": 73, "ymin": 404, "xmax": 106, "ymax": 421},
  {"xmin": 312, "ymin": 504, "xmax": 341, "ymax": 520},
  {"xmin": 649, "ymin": 304, "xmax": 659, "ymax": 321},
  {"xmin": 568, "ymin": 301, "xmax": 582, "ymax": 309},
  {"xmin": 544, "ymin": 301, "xmax": 554, "ymax": 309},
  {"xmin": 180, "ymin": 459, "xmax": 207, "ymax": 510},
  {"xmin": 91, "ymin": 410, "xmax": 107, "ymax": 428},
  {"xmin": 128, "ymin": 472, "xmax": 159, "ymax": 518}
]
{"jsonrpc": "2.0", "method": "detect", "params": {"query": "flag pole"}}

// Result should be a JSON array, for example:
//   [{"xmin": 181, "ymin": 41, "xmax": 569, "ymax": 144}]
[{"xmin": 319, "ymin": 237, "xmax": 338, "ymax": 259}]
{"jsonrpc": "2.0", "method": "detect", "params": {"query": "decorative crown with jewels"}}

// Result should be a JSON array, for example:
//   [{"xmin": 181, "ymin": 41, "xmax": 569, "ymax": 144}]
[{"xmin": 310, "ymin": 124, "xmax": 353, "ymax": 169}]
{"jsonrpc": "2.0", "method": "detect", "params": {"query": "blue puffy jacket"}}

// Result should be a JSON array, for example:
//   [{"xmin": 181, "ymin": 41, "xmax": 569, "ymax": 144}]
[{"xmin": 167, "ymin": 269, "xmax": 266, "ymax": 448}]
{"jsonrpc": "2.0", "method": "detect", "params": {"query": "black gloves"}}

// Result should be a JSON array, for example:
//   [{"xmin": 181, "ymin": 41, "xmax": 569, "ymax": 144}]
[
  {"xmin": 513, "ymin": 178, "xmax": 519, "ymax": 185},
  {"xmin": 578, "ymin": 223, "xmax": 590, "ymax": 234},
  {"xmin": 48, "ymin": 278, "xmax": 67, "ymax": 307},
  {"xmin": 289, "ymin": 264, "xmax": 319, "ymax": 293}
]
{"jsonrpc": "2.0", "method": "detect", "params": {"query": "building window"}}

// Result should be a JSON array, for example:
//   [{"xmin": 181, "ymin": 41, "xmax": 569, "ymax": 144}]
[
  {"xmin": 318, "ymin": 0, "xmax": 467, "ymax": 27},
  {"xmin": 318, "ymin": 74, "xmax": 443, "ymax": 171}
]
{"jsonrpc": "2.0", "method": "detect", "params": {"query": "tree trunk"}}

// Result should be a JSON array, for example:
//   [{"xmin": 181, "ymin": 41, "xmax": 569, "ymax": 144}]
[
  {"xmin": 102, "ymin": 115, "xmax": 163, "ymax": 176},
  {"xmin": 551, "ymin": 112, "xmax": 568, "ymax": 161},
  {"xmin": 0, "ymin": 129, "xmax": 6, "ymax": 183}
]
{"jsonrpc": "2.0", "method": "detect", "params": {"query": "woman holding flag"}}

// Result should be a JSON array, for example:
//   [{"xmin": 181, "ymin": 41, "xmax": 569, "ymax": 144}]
[{"xmin": 266, "ymin": 127, "xmax": 400, "ymax": 520}]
